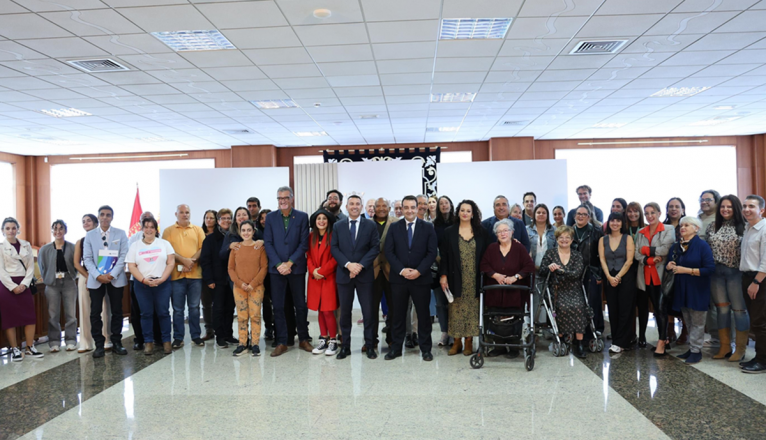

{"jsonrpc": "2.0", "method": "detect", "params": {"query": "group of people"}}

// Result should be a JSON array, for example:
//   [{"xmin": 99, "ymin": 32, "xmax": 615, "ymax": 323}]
[{"xmin": 1, "ymin": 185, "xmax": 765, "ymax": 374}]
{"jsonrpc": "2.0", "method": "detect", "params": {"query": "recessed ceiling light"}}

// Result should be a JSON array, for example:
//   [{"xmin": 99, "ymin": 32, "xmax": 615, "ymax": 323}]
[
  {"xmin": 650, "ymin": 87, "xmax": 711, "ymax": 98},
  {"xmin": 151, "ymin": 30, "xmax": 236, "ymax": 52},
  {"xmin": 592, "ymin": 122, "xmax": 626, "ymax": 128},
  {"xmin": 430, "ymin": 93, "xmax": 476, "ymax": 103},
  {"xmin": 295, "ymin": 131, "xmax": 327, "ymax": 137},
  {"xmin": 250, "ymin": 99, "xmax": 299, "ymax": 109},
  {"xmin": 426, "ymin": 127, "xmax": 459, "ymax": 132},
  {"xmin": 689, "ymin": 116, "xmax": 741, "ymax": 126},
  {"xmin": 40, "ymin": 108, "xmax": 92, "ymax": 118},
  {"xmin": 714, "ymin": 105, "xmax": 735, "ymax": 110},
  {"xmin": 502, "ymin": 120, "xmax": 528, "ymax": 126},
  {"xmin": 439, "ymin": 18, "xmax": 512, "ymax": 40},
  {"xmin": 313, "ymin": 8, "xmax": 332, "ymax": 19},
  {"xmin": 359, "ymin": 115, "xmax": 379, "ymax": 119}
]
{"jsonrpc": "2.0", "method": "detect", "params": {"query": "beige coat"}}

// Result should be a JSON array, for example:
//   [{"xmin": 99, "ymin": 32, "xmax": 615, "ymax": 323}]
[
  {"xmin": 373, "ymin": 216, "xmax": 399, "ymax": 280},
  {"xmin": 0, "ymin": 239, "xmax": 35, "ymax": 291}
]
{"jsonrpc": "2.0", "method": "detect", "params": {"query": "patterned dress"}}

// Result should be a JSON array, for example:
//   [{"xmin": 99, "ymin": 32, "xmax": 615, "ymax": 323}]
[
  {"xmin": 538, "ymin": 249, "xmax": 591, "ymax": 335},
  {"xmin": 448, "ymin": 236, "xmax": 480, "ymax": 338}
]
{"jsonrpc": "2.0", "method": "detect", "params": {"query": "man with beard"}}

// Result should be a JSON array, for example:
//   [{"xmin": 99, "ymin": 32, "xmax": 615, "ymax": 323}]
[{"xmin": 325, "ymin": 190, "xmax": 347, "ymax": 222}]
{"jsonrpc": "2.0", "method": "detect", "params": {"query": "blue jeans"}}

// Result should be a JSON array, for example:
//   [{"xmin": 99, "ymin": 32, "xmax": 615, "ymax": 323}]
[
  {"xmin": 133, "ymin": 280, "xmax": 172, "ymax": 343},
  {"xmin": 171, "ymin": 278, "xmax": 202, "ymax": 341},
  {"xmin": 711, "ymin": 264, "xmax": 750, "ymax": 331},
  {"xmin": 434, "ymin": 288, "xmax": 449, "ymax": 333}
]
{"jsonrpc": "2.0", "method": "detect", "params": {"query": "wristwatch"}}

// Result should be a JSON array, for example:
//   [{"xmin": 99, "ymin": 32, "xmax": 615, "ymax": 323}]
[
  {"xmin": 754, "ymin": 279, "xmax": 762, "ymax": 285},
  {"xmin": 514, "ymin": 274, "xmax": 521, "ymax": 280}
]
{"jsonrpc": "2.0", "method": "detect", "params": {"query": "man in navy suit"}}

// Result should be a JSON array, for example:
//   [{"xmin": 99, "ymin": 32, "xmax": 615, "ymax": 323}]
[
  {"xmin": 331, "ymin": 195, "xmax": 380, "ymax": 359},
  {"xmin": 264, "ymin": 186, "xmax": 312, "ymax": 357},
  {"xmin": 481, "ymin": 195, "xmax": 531, "ymax": 252},
  {"xmin": 384, "ymin": 195, "xmax": 438, "ymax": 361},
  {"xmin": 83, "ymin": 205, "xmax": 129, "ymax": 358}
]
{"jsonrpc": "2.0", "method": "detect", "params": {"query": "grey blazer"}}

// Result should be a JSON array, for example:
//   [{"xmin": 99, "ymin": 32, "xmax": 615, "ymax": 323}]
[
  {"xmin": 83, "ymin": 226, "xmax": 129, "ymax": 289},
  {"xmin": 38, "ymin": 240, "xmax": 77, "ymax": 285},
  {"xmin": 634, "ymin": 224, "xmax": 675, "ymax": 291}
]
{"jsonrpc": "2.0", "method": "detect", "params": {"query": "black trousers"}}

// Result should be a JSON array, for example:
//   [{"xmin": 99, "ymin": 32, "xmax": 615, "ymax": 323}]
[
  {"xmin": 284, "ymin": 284, "xmax": 297, "ymax": 340},
  {"xmin": 212, "ymin": 282, "xmax": 235, "ymax": 340},
  {"xmin": 130, "ymin": 281, "xmax": 161, "ymax": 344},
  {"xmin": 604, "ymin": 269, "xmax": 636, "ymax": 348},
  {"xmin": 201, "ymin": 283, "xmax": 214, "ymax": 333},
  {"xmin": 585, "ymin": 272, "xmax": 604, "ymax": 334},
  {"xmin": 391, "ymin": 283, "xmax": 432, "ymax": 353},
  {"xmin": 338, "ymin": 279, "xmax": 376, "ymax": 348},
  {"xmin": 646, "ymin": 284, "xmax": 668, "ymax": 341},
  {"xmin": 271, "ymin": 273, "xmax": 309, "ymax": 345},
  {"xmin": 262, "ymin": 274, "xmax": 274, "ymax": 332},
  {"xmin": 372, "ymin": 272, "xmax": 392, "ymax": 345},
  {"xmin": 743, "ymin": 272, "xmax": 766, "ymax": 363},
  {"xmin": 89, "ymin": 283, "xmax": 124, "ymax": 347}
]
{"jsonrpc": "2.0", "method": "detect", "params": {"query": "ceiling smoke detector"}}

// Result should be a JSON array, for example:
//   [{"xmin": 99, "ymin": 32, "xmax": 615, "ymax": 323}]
[{"xmin": 570, "ymin": 40, "xmax": 628, "ymax": 55}]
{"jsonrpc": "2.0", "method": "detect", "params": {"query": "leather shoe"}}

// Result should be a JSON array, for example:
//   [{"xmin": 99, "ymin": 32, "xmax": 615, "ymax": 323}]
[
  {"xmin": 740, "ymin": 358, "xmax": 756, "ymax": 368},
  {"xmin": 298, "ymin": 340, "xmax": 313, "ymax": 352},
  {"xmin": 270, "ymin": 344, "xmax": 288, "ymax": 357},
  {"xmin": 92, "ymin": 347, "xmax": 105, "ymax": 358},
  {"xmin": 112, "ymin": 344, "xmax": 128, "ymax": 355},
  {"xmin": 412, "ymin": 332, "xmax": 419, "ymax": 347},
  {"xmin": 361, "ymin": 345, "xmax": 367, "ymax": 353},
  {"xmin": 202, "ymin": 331, "xmax": 215, "ymax": 341},
  {"xmin": 742, "ymin": 362, "xmax": 766, "ymax": 374},
  {"xmin": 336, "ymin": 347, "xmax": 351, "ymax": 359},
  {"xmin": 422, "ymin": 352, "xmax": 433, "ymax": 361},
  {"xmin": 366, "ymin": 347, "xmax": 377, "ymax": 359},
  {"xmin": 404, "ymin": 335, "xmax": 414, "ymax": 349},
  {"xmin": 384, "ymin": 351, "xmax": 401, "ymax": 360},
  {"xmin": 133, "ymin": 341, "xmax": 144, "ymax": 350}
]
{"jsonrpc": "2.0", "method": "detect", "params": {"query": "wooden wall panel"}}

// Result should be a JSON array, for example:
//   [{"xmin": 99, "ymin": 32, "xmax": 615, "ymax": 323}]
[
  {"xmin": 45, "ymin": 149, "xmax": 232, "ymax": 167},
  {"xmin": 489, "ymin": 137, "xmax": 535, "ymax": 161},
  {"xmin": 231, "ymin": 145, "xmax": 276, "ymax": 167}
]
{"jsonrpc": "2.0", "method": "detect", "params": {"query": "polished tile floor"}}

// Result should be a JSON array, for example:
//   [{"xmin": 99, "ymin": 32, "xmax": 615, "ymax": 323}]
[{"xmin": 2, "ymin": 313, "xmax": 765, "ymax": 440}]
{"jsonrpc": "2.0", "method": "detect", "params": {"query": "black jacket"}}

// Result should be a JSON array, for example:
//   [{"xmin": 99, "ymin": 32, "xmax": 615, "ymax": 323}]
[
  {"xmin": 438, "ymin": 225, "xmax": 488, "ymax": 298},
  {"xmin": 572, "ymin": 223, "xmax": 603, "ymax": 280},
  {"xmin": 200, "ymin": 228, "xmax": 227, "ymax": 285}
]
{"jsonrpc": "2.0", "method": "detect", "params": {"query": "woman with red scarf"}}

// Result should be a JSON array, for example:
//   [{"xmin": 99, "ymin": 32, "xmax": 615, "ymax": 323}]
[{"xmin": 634, "ymin": 202, "xmax": 676, "ymax": 356}]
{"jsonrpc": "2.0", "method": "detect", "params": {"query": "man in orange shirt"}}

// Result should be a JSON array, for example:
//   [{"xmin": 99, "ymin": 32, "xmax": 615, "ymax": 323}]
[{"xmin": 162, "ymin": 204, "xmax": 206, "ymax": 349}]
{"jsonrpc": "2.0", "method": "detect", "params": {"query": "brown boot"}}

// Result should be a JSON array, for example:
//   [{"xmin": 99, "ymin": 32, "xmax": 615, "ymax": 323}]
[
  {"xmin": 713, "ymin": 329, "xmax": 732, "ymax": 359},
  {"xmin": 271, "ymin": 344, "xmax": 288, "ymax": 357},
  {"xmin": 299, "ymin": 340, "xmax": 313, "ymax": 352},
  {"xmin": 448, "ymin": 338, "xmax": 462, "ymax": 356},
  {"xmin": 144, "ymin": 342, "xmax": 154, "ymax": 356},
  {"xmin": 463, "ymin": 337, "xmax": 473, "ymax": 356},
  {"xmin": 729, "ymin": 330, "xmax": 750, "ymax": 362},
  {"xmin": 163, "ymin": 342, "xmax": 172, "ymax": 354}
]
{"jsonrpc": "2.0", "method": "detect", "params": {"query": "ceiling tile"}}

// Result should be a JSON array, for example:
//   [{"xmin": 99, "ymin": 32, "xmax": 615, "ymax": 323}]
[
  {"xmin": 518, "ymin": 0, "xmax": 603, "ymax": 17},
  {"xmin": 204, "ymin": 66, "xmax": 267, "ymax": 81},
  {"xmin": 15, "ymin": 37, "xmax": 108, "ymax": 58},
  {"xmin": 0, "ymin": 41, "xmax": 48, "ymax": 61},
  {"xmin": 0, "ymin": 59, "xmax": 81, "ymax": 76},
  {"xmin": 442, "ymin": 0, "xmax": 523, "ymax": 18},
  {"xmin": 196, "ymin": 2, "xmax": 288, "ymax": 29},
  {"xmin": 272, "ymin": 77, "xmax": 329, "ymax": 89},
  {"xmin": 146, "ymin": 68, "xmax": 215, "ymax": 83},
  {"xmin": 505, "ymin": 17, "xmax": 590, "ymax": 40},
  {"xmin": 547, "ymin": 54, "xmax": 613, "ymax": 69},
  {"xmin": 171, "ymin": 81, "xmax": 231, "ymax": 93},
  {"xmin": 220, "ymin": 79, "xmax": 279, "ymax": 91},
  {"xmin": 499, "ymin": 39, "xmax": 571, "ymax": 57},
  {"xmin": 691, "ymin": 63, "xmax": 760, "ymax": 77},
  {"xmin": 0, "ymin": 13, "xmax": 72, "ymax": 39},
  {"xmin": 90, "ymin": 71, "xmax": 162, "ymax": 85},
  {"xmin": 438, "ymin": 40, "xmax": 504, "ymax": 58},
  {"xmin": 243, "ymin": 47, "xmax": 313, "ymax": 65},
  {"xmin": 577, "ymin": 14, "xmax": 664, "ymax": 38},
  {"xmin": 434, "ymin": 57, "xmax": 494, "ymax": 72},
  {"xmin": 716, "ymin": 49, "xmax": 766, "ymax": 64},
  {"xmin": 307, "ymin": 44, "xmax": 373, "ymax": 62},
  {"xmin": 115, "ymin": 6, "xmax": 215, "ymax": 33},
  {"xmin": 0, "ymin": 76, "xmax": 61, "ymax": 90},
  {"xmin": 120, "ymin": 84, "xmax": 184, "ymax": 95},
  {"xmin": 38, "ymin": 73, "xmax": 112, "ymax": 88},
  {"xmin": 376, "ymin": 58, "xmax": 433, "ymax": 74},
  {"xmin": 360, "ymin": 0, "xmax": 441, "ymax": 22},
  {"xmin": 595, "ymin": 0, "xmax": 682, "ymax": 14},
  {"xmin": 119, "ymin": 53, "xmax": 196, "ymax": 70},
  {"xmin": 317, "ymin": 61, "xmax": 377, "ymax": 76},
  {"xmin": 222, "ymin": 27, "xmax": 302, "ymax": 49},
  {"xmin": 621, "ymin": 34, "xmax": 702, "ymax": 53},
  {"xmin": 372, "ymin": 42, "xmax": 436, "ymax": 60},
  {"xmin": 294, "ymin": 23, "xmax": 369, "ymax": 46},
  {"xmin": 277, "ymin": 0, "xmax": 363, "ymax": 25},
  {"xmin": 646, "ymin": 12, "xmax": 739, "ymax": 35},
  {"xmin": 433, "ymin": 72, "xmax": 487, "ymax": 84},
  {"xmin": 715, "ymin": 10, "xmax": 766, "ymax": 33},
  {"xmin": 367, "ymin": 20, "xmax": 439, "ymax": 43},
  {"xmin": 40, "ymin": 10, "xmax": 144, "ymax": 36},
  {"xmin": 180, "ymin": 50, "xmax": 254, "ymax": 68},
  {"xmin": 379, "ymin": 73, "xmax": 431, "ymax": 85},
  {"xmin": 327, "ymin": 75, "xmax": 380, "ymax": 87},
  {"xmin": 686, "ymin": 32, "xmax": 766, "ymax": 51},
  {"xmin": 260, "ymin": 63, "xmax": 321, "ymax": 78}
]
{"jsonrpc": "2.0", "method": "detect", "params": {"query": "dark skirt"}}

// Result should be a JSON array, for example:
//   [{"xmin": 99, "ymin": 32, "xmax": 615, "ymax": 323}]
[{"xmin": 0, "ymin": 276, "xmax": 36, "ymax": 330}]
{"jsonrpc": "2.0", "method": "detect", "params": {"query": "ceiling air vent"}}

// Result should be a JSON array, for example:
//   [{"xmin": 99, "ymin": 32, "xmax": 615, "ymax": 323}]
[
  {"xmin": 67, "ymin": 59, "xmax": 129, "ymax": 73},
  {"xmin": 569, "ymin": 40, "xmax": 627, "ymax": 55},
  {"xmin": 222, "ymin": 129, "xmax": 254, "ymax": 135}
]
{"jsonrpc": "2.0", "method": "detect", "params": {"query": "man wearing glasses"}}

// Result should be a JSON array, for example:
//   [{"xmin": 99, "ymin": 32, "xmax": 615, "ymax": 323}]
[
  {"xmin": 83, "ymin": 205, "xmax": 129, "ymax": 358},
  {"xmin": 264, "ymin": 186, "xmax": 313, "ymax": 356}
]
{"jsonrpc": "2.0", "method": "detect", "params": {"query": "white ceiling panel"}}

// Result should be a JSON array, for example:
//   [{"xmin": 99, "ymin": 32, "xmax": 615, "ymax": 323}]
[
  {"xmin": 317, "ymin": 61, "xmax": 377, "ymax": 76},
  {"xmin": 203, "ymin": 66, "xmax": 267, "ymax": 81},
  {"xmin": 372, "ymin": 42, "xmax": 436, "ymax": 60},
  {"xmin": 442, "ymin": 0, "xmax": 523, "ymax": 18},
  {"xmin": 119, "ymin": 53, "xmax": 196, "ymax": 70},
  {"xmin": 222, "ymin": 27, "xmax": 302, "ymax": 49},
  {"xmin": 115, "ymin": 6, "xmax": 215, "ymax": 33},
  {"xmin": 376, "ymin": 58, "xmax": 433, "ymax": 74},
  {"xmin": 180, "ymin": 50, "xmax": 253, "ymax": 68},
  {"xmin": 40, "ymin": 10, "xmax": 144, "ymax": 36},
  {"xmin": 438, "ymin": 40, "xmax": 504, "ymax": 58},
  {"xmin": 260, "ymin": 64, "xmax": 321, "ymax": 78},
  {"xmin": 220, "ymin": 79, "xmax": 279, "ymax": 91},
  {"xmin": 243, "ymin": 47, "xmax": 313, "ymax": 65},
  {"xmin": 505, "ymin": 17, "xmax": 590, "ymax": 40},
  {"xmin": 0, "ymin": 13, "xmax": 72, "ymax": 39},
  {"xmin": 306, "ymin": 44, "xmax": 373, "ymax": 62},
  {"xmin": 367, "ymin": 20, "xmax": 439, "ymax": 44},
  {"xmin": 277, "ymin": 0, "xmax": 363, "ymax": 25},
  {"xmin": 17, "ymin": 37, "xmax": 109, "ymax": 58},
  {"xmin": 293, "ymin": 24, "xmax": 369, "ymax": 46},
  {"xmin": 645, "ymin": 12, "xmax": 740, "ymax": 35},
  {"xmin": 196, "ymin": 2, "xmax": 288, "ymax": 29}
]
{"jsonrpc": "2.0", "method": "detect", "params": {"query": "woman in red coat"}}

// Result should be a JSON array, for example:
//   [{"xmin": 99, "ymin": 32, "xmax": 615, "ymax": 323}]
[{"xmin": 307, "ymin": 209, "xmax": 339, "ymax": 356}]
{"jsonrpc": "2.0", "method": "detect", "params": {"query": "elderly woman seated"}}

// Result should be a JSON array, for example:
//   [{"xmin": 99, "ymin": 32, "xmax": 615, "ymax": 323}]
[
  {"xmin": 480, "ymin": 218, "xmax": 535, "ymax": 356},
  {"xmin": 666, "ymin": 217, "xmax": 715, "ymax": 364}
]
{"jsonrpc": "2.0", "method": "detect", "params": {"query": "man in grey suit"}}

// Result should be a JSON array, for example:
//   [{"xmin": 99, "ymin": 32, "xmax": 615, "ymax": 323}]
[
  {"xmin": 331, "ymin": 195, "xmax": 380, "ymax": 359},
  {"xmin": 83, "ymin": 205, "xmax": 129, "ymax": 358}
]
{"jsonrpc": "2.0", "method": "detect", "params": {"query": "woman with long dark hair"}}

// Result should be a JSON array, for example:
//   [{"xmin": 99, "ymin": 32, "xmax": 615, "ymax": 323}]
[
  {"xmin": 200, "ymin": 209, "xmax": 217, "ymax": 340},
  {"xmin": 307, "ymin": 209, "xmax": 339, "ymax": 355},
  {"xmin": 707, "ymin": 194, "xmax": 750, "ymax": 361},
  {"xmin": 439, "ymin": 200, "xmax": 488, "ymax": 356},
  {"xmin": 598, "ymin": 212, "xmax": 635, "ymax": 353},
  {"xmin": 552, "ymin": 206, "xmax": 566, "ymax": 229},
  {"xmin": 626, "ymin": 202, "xmax": 646, "ymax": 347}
]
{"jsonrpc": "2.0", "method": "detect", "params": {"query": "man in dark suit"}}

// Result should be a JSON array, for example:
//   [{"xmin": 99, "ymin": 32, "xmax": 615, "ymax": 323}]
[
  {"xmin": 384, "ymin": 195, "xmax": 438, "ymax": 361},
  {"xmin": 481, "ymin": 195, "xmax": 531, "ymax": 252},
  {"xmin": 330, "ymin": 195, "xmax": 380, "ymax": 359},
  {"xmin": 264, "ymin": 186, "xmax": 312, "ymax": 357}
]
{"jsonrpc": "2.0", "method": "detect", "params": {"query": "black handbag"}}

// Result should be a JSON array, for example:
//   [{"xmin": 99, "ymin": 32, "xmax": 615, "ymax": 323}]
[
  {"xmin": 660, "ymin": 242, "xmax": 679, "ymax": 301},
  {"xmin": 19, "ymin": 259, "xmax": 38, "ymax": 295}
]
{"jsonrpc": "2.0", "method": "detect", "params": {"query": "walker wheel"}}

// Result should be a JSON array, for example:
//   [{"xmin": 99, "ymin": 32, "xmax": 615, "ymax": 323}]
[
  {"xmin": 470, "ymin": 353, "xmax": 484, "ymax": 369},
  {"xmin": 596, "ymin": 339, "xmax": 605, "ymax": 352},
  {"xmin": 562, "ymin": 343, "xmax": 569, "ymax": 356},
  {"xmin": 552, "ymin": 342, "xmax": 560, "ymax": 357},
  {"xmin": 525, "ymin": 356, "xmax": 535, "ymax": 371},
  {"xmin": 589, "ymin": 339, "xmax": 598, "ymax": 353}
]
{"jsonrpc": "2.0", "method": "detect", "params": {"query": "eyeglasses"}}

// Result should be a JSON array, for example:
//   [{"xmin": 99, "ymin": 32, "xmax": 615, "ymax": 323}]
[
  {"xmin": 277, "ymin": 197, "xmax": 291, "ymax": 202},
  {"xmin": 496, "ymin": 229, "xmax": 511, "ymax": 235},
  {"xmin": 575, "ymin": 212, "xmax": 589, "ymax": 217},
  {"xmin": 699, "ymin": 198, "xmax": 714, "ymax": 203},
  {"xmin": 219, "ymin": 217, "xmax": 232, "ymax": 221}
]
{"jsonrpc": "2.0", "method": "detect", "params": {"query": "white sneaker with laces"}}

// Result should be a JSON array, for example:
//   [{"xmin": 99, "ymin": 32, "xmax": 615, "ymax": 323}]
[
  {"xmin": 312, "ymin": 338, "xmax": 328, "ymax": 355},
  {"xmin": 325, "ymin": 338, "xmax": 339, "ymax": 356},
  {"xmin": 11, "ymin": 347, "xmax": 23, "ymax": 362},
  {"xmin": 66, "ymin": 344, "xmax": 76, "ymax": 351},
  {"xmin": 25, "ymin": 345, "xmax": 44, "ymax": 359},
  {"xmin": 609, "ymin": 345, "xmax": 622, "ymax": 354},
  {"xmin": 50, "ymin": 346, "xmax": 60, "ymax": 353}
]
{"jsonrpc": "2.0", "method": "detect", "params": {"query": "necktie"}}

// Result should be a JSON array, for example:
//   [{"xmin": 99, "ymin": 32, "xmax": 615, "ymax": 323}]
[
  {"xmin": 350, "ymin": 220, "xmax": 357, "ymax": 248},
  {"xmin": 407, "ymin": 222, "xmax": 413, "ymax": 249}
]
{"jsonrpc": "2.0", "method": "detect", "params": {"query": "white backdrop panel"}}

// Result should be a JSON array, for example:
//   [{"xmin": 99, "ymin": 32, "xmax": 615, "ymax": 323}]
[
  {"xmin": 160, "ymin": 167, "xmax": 289, "ymax": 229},
  {"xmin": 337, "ymin": 160, "xmax": 423, "ymax": 208},
  {"xmin": 438, "ymin": 160, "xmax": 568, "ymax": 221}
]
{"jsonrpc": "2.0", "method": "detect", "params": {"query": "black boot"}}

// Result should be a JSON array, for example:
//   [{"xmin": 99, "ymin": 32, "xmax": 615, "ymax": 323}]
[{"xmin": 573, "ymin": 340, "xmax": 586, "ymax": 359}]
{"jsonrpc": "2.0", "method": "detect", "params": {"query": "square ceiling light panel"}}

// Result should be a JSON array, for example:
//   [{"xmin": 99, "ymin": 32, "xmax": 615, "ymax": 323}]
[
  {"xmin": 430, "ymin": 92, "xmax": 476, "ymax": 103},
  {"xmin": 250, "ymin": 99, "xmax": 299, "ymax": 109},
  {"xmin": 40, "ymin": 108, "xmax": 92, "ymax": 117},
  {"xmin": 439, "ymin": 18, "xmax": 513, "ymax": 40},
  {"xmin": 151, "ymin": 30, "xmax": 236, "ymax": 52}
]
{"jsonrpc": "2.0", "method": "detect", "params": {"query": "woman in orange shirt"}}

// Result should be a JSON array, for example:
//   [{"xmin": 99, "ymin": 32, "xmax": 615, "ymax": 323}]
[
  {"xmin": 227, "ymin": 220, "xmax": 268, "ymax": 357},
  {"xmin": 307, "ymin": 209, "xmax": 339, "ymax": 356}
]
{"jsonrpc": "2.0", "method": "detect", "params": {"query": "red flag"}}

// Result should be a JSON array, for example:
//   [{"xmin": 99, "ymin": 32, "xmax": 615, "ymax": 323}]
[{"xmin": 128, "ymin": 186, "xmax": 143, "ymax": 237}]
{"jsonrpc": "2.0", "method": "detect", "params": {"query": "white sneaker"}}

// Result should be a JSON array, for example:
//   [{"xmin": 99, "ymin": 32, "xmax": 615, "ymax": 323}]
[
  {"xmin": 11, "ymin": 347, "xmax": 23, "ymax": 362},
  {"xmin": 438, "ymin": 332, "xmax": 449, "ymax": 346},
  {"xmin": 609, "ymin": 345, "xmax": 622, "ymax": 354},
  {"xmin": 312, "ymin": 338, "xmax": 328, "ymax": 355},
  {"xmin": 325, "ymin": 338, "xmax": 339, "ymax": 356},
  {"xmin": 104, "ymin": 341, "xmax": 113, "ymax": 351},
  {"xmin": 25, "ymin": 345, "xmax": 44, "ymax": 359},
  {"xmin": 50, "ymin": 346, "xmax": 60, "ymax": 353},
  {"xmin": 65, "ymin": 344, "xmax": 76, "ymax": 351}
]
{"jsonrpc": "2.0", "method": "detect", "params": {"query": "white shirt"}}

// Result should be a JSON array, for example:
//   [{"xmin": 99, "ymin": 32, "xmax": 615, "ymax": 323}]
[
  {"xmin": 126, "ymin": 237, "xmax": 175, "ymax": 280},
  {"xmin": 741, "ymin": 219, "xmax": 766, "ymax": 273},
  {"xmin": 99, "ymin": 226, "xmax": 112, "ymax": 247},
  {"xmin": 398, "ymin": 219, "xmax": 418, "ymax": 276}
]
